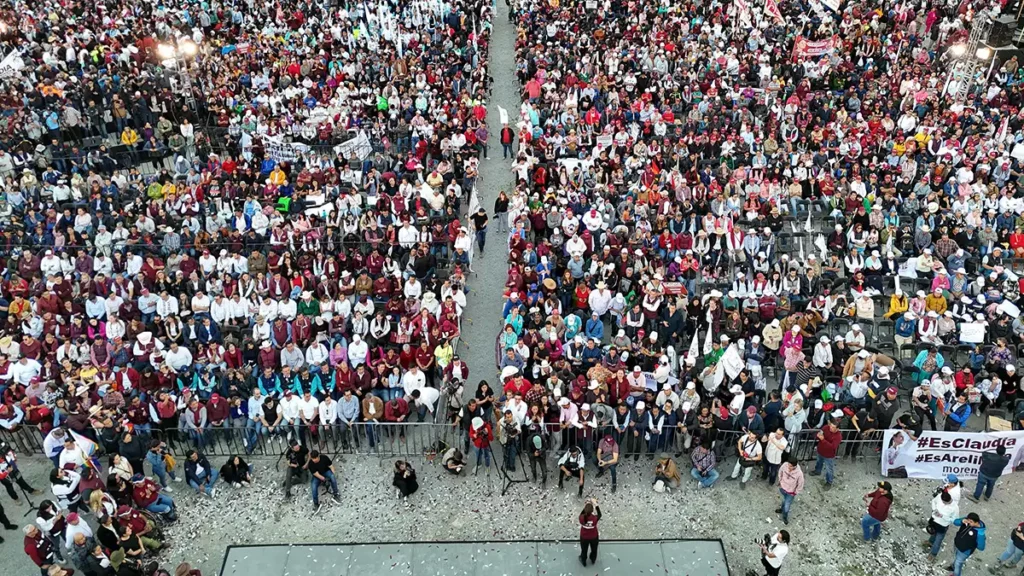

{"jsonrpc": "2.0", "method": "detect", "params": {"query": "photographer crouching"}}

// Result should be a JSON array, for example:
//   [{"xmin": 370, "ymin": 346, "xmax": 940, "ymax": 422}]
[{"xmin": 753, "ymin": 530, "xmax": 790, "ymax": 576}]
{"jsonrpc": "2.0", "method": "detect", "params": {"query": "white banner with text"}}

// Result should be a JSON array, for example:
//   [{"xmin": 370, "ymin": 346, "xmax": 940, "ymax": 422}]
[{"xmin": 881, "ymin": 429, "xmax": 1024, "ymax": 479}]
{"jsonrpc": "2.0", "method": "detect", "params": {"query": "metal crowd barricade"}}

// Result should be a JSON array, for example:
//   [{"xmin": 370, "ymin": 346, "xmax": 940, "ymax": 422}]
[{"xmin": 0, "ymin": 422, "xmax": 887, "ymax": 471}]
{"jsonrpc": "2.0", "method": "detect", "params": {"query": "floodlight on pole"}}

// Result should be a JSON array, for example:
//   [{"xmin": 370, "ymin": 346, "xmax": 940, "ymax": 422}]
[{"xmin": 157, "ymin": 44, "xmax": 176, "ymax": 60}]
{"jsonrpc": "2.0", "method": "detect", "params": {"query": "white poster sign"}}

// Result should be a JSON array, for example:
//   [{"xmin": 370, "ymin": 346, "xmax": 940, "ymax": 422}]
[
  {"xmin": 998, "ymin": 301, "xmax": 1021, "ymax": 319},
  {"xmin": 959, "ymin": 322, "xmax": 986, "ymax": 344},
  {"xmin": 881, "ymin": 429, "xmax": 1024, "ymax": 479},
  {"xmin": 0, "ymin": 51, "xmax": 25, "ymax": 79}
]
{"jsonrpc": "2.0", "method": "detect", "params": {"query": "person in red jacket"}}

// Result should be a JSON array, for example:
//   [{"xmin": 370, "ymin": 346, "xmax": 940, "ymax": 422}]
[
  {"xmin": 861, "ymin": 481, "xmax": 894, "ymax": 541},
  {"xmin": 469, "ymin": 417, "xmax": 493, "ymax": 474},
  {"xmin": 579, "ymin": 498, "xmax": 602, "ymax": 566},
  {"xmin": 810, "ymin": 418, "xmax": 842, "ymax": 488}
]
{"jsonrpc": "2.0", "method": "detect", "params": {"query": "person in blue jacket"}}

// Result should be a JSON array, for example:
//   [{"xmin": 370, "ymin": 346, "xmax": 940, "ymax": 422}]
[
  {"xmin": 951, "ymin": 513, "xmax": 986, "ymax": 576},
  {"xmin": 944, "ymin": 391, "xmax": 972, "ymax": 432},
  {"xmin": 292, "ymin": 366, "xmax": 325, "ymax": 398},
  {"xmin": 257, "ymin": 367, "xmax": 284, "ymax": 397},
  {"xmin": 584, "ymin": 312, "xmax": 604, "ymax": 341}
]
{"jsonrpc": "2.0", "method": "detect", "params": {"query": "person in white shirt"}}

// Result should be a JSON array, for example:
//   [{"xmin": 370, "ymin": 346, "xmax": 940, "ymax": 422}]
[
  {"xmin": 296, "ymin": 390, "xmax": 318, "ymax": 433},
  {"xmin": 210, "ymin": 295, "xmax": 230, "ymax": 325},
  {"xmin": 348, "ymin": 334, "xmax": 369, "ymax": 367},
  {"xmin": 277, "ymin": 298, "xmax": 297, "ymax": 321},
  {"xmin": 191, "ymin": 292, "xmax": 211, "ymax": 316},
  {"xmin": 252, "ymin": 317, "xmax": 271, "ymax": 342},
  {"xmin": 165, "ymin": 342, "xmax": 194, "ymax": 373},
  {"xmin": 927, "ymin": 489, "xmax": 959, "ymax": 560},
  {"xmin": 305, "ymin": 340, "xmax": 329, "ymax": 371},
  {"xmin": 105, "ymin": 315, "xmax": 127, "ymax": 341},
  {"xmin": 258, "ymin": 297, "xmax": 279, "ymax": 322},
  {"xmin": 64, "ymin": 513, "xmax": 93, "ymax": 548},
  {"xmin": 104, "ymin": 294, "xmax": 124, "ymax": 318},
  {"xmin": 730, "ymin": 430, "xmax": 763, "ymax": 485},
  {"xmin": 278, "ymin": 390, "xmax": 303, "ymax": 442},
  {"xmin": 401, "ymin": 366, "xmax": 426, "ymax": 398},
  {"xmin": 812, "ymin": 336, "xmax": 833, "ymax": 370},
  {"xmin": 198, "ymin": 251, "xmax": 217, "ymax": 275},
  {"xmin": 404, "ymin": 277, "xmax": 422, "ymax": 300},
  {"xmin": 760, "ymin": 531, "xmax": 790, "ymax": 573},
  {"xmin": 318, "ymin": 395, "xmax": 338, "ymax": 429},
  {"xmin": 58, "ymin": 436, "xmax": 88, "ymax": 471},
  {"xmin": 407, "ymin": 387, "xmax": 440, "ymax": 422},
  {"xmin": 156, "ymin": 292, "xmax": 179, "ymax": 318},
  {"xmin": 3, "ymin": 357, "xmax": 42, "ymax": 386}
]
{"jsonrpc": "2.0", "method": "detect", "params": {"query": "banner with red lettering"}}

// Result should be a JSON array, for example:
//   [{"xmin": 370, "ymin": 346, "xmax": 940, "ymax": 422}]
[
  {"xmin": 881, "ymin": 429, "xmax": 1024, "ymax": 480},
  {"xmin": 764, "ymin": 0, "xmax": 785, "ymax": 24},
  {"xmin": 792, "ymin": 35, "xmax": 841, "ymax": 59}
]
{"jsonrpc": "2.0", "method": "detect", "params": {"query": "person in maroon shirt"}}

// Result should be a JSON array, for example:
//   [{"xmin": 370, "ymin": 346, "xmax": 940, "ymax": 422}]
[
  {"xmin": 578, "ymin": 498, "xmax": 602, "ymax": 567},
  {"xmin": 23, "ymin": 524, "xmax": 57, "ymax": 576},
  {"xmin": 352, "ymin": 365, "xmax": 373, "ymax": 398},
  {"xmin": 19, "ymin": 335, "xmax": 42, "ymax": 361},
  {"xmin": 206, "ymin": 394, "xmax": 230, "ymax": 427},
  {"xmin": 414, "ymin": 341, "xmax": 434, "ymax": 386},
  {"xmin": 384, "ymin": 397, "xmax": 410, "ymax": 440}
]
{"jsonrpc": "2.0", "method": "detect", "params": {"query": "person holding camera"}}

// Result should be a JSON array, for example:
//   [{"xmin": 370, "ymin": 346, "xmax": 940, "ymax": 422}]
[
  {"xmin": 282, "ymin": 439, "xmax": 309, "ymax": 499},
  {"xmin": 758, "ymin": 530, "xmax": 790, "ymax": 576},
  {"xmin": 0, "ymin": 440, "xmax": 40, "ymax": 502},
  {"xmin": 578, "ymin": 498, "xmax": 601, "ymax": 567},
  {"xmin": 728, "ymin": 430, "xmax": 762, "ymax": 488},
  {"xmin": 497, "ymin": 410, "xmax": 521, "ymax": 472}
]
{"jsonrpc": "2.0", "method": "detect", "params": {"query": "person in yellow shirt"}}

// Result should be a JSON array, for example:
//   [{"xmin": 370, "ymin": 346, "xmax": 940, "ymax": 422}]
[
  {"xmin": 268, "ymin": 166, "xmax": 287, "ymax": 186},
  {"xmin": 120, "ymin": 126, "xmax": 139, "ymax": 145},
  {"xmin": 925, "ymin": 288, "xmax": 948, "ymax": 315},
  {"xmin": 884, "ymin": 289, "xmax": 909, "ymax": 319}
]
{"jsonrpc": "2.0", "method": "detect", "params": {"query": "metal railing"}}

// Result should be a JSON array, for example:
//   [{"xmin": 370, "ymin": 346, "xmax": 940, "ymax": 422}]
[{"xmin": 0, "ymin": 422, "xmax": 886, "ymax": 467}]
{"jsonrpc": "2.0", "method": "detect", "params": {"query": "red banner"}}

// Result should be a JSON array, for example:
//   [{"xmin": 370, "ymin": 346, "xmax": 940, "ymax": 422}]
[
  {"xmin": 792, "ymin": 35, "xmax": 840, "ymax": 59},
  {"xmin": 764, "ymin": 0, "xmax": 785, "ymax": 24}
]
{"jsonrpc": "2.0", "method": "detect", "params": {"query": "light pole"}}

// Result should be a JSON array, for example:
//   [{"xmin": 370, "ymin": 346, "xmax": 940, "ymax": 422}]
[{"xmin": 157, "ymin": 40, "xmax": 200, "ymax": 112}]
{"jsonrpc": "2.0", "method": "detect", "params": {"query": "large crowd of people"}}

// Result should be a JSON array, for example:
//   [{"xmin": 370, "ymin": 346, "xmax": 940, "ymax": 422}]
[
  {"xmin": 0, "ymin": 0, "xmax": 1023, "ymax": 573},
  {"xmin": 0, "ymin": 0, "xmax": 497, "ymax": 573},
  {"xmin": 489, "ymin": 0, "xmax": 1024, "ymax": 467}
]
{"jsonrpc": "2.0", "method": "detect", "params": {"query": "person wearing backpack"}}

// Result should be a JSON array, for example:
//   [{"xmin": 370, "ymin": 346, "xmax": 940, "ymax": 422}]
[{"xmin": 950, "ymin": 513, "xmax": 986, "ymax": 576}]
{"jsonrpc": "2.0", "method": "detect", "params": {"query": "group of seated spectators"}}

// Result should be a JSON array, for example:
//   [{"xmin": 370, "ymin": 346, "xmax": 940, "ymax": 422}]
[{"xmin": 478, "ymin": 0, "xmax": 1024, "ymax": 489}]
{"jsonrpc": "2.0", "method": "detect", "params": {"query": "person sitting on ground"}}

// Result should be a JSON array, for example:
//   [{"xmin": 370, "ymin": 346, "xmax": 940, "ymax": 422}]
[
  {"xmin": 183, "ymin": 450, "xmax": 218, "ymax": 498},
  {"xmin": 219, "ymin": 455, "xmax": 253, "ymax": 488},
  {"xmin": 392, "ymin": 460, "xmax": 418, "ymax": 506},
  {"xmin": 441, "ymin": 447, "xmax": 465, "ymax": 475},
  {"xmin": 653, "ymin": 453, "xmax": 682, "ymax": 493}
]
